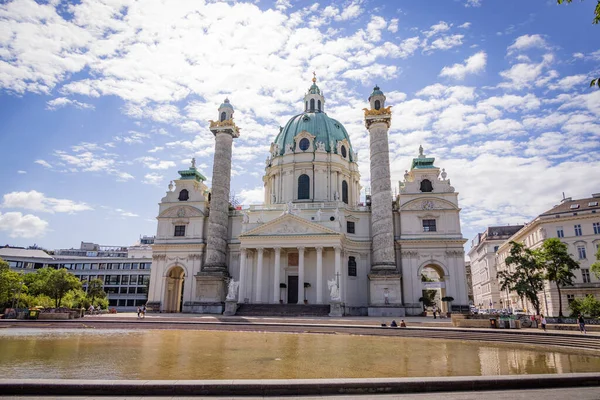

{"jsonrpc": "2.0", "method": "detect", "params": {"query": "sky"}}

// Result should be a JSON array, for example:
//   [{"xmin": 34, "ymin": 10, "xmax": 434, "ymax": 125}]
[{"xmin": 0, "ymin": 0, "xmax": 599, "ymax": 252}]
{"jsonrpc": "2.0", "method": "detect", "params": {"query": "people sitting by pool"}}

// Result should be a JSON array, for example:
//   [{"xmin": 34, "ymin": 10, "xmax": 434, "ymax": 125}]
[
  {"xmin": 400, "ymin": 320, "xmax": 407, "ymax": 328},
  {"xmin": 391, "ymin": 320, "xmax": 398, "ymax": 328}
]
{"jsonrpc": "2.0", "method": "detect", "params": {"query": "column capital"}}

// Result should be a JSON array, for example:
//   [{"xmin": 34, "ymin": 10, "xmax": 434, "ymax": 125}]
[
  {"xmin": 273, "ymin": 246, "xmax": 281, "ymax": 251},
  {"xmin": 315, "ymin": 246, "xmax": 323, "ymax": 252},
  {"xmin": 297, "ymin": 246, "xmax": 305, "ymax": 252},
  {"xmin": 256, "ymin": 247, "xmax": 264, "ymax": 254},
  {"xmin": 240, "ymin": 247, "xmax": 248, "ymax": 255},
  {"xmin": 333, "ymin": 245, "xmax": 342, "ymax": 252}
]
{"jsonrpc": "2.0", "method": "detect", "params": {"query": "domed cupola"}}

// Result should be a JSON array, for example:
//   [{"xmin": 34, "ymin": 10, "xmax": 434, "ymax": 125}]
[
  {"xmin": 303, "ymin": 72, "xmax": 325, "ymax": 113},
  {"xmin": 218, "ymin": 98, "xmax": 234, "ymax": 122},
  {"xmin": 368, "ymin": 85, "xmax": 386, "ymax": 110}
]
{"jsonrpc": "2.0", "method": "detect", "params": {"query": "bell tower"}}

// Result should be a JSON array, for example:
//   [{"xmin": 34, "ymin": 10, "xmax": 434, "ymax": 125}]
[
  {"xmin": 303, "ymin": 72, "xmax": 325, "ymax": 113},
  {"xmin": 364, "ymin": 85, "xmax": 402, "ymax": 316}
]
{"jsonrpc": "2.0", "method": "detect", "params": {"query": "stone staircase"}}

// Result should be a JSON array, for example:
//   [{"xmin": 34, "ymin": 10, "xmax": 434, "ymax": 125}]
[{"xmin": 235, "ymin": 304, "xmax": 330, "ymax": 317}]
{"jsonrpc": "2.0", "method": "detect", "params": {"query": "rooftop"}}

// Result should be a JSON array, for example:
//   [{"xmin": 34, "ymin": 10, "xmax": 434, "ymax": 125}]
[{"xmin": 540, "ymin": 194, "xmax": 600, "ymax": 216}]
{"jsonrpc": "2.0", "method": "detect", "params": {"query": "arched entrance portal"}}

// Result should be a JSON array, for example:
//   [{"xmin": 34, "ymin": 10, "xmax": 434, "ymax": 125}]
[
  {"xmin": 420, "ymin": 264, "xmax": 448, "ymax": 313},
  {"xmin": 164, "ymin": 266, "xmax": 185, "ymax": 313}
]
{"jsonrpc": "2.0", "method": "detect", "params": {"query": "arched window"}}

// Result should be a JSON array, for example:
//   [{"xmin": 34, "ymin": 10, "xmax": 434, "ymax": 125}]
[
  {"xmin": 374, "ymin": 100, "xmax": 381, "ymax": 110},
  {"xmin": 342, "ymin": 180, "xmax": 348, "ymax": 204},
  {"xmin": 420, "ymin": 179, "xmax": 433, "ymax": 192},
  {"xmin": 318, "ymin": 100, "xmax": 321, "ymax": 111},
  {"xmin": 310, "ymin": 99, "xmax": 315, "ymax": 111},
  {"xmin": 348, "ymin": 256, "xmax": 357, "ymax": 276},
  {"xmin": 299, "ymin": 138, "xmax": 310, "ymax": 151},
  {"xmin": 298, "ymin": 174, "xmax": 310, "ymax": 200},
  {"xmin": 178, "ymin": 189, "xmax": 189, "ymax": 201},
  {"xmin": 220, "ymin": 111, "xmax": 227, "ymax": 122}
]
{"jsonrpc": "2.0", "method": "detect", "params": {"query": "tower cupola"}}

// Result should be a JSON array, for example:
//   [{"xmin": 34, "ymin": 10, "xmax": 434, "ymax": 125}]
[
  {"xmin": 303, "ymin": 72, "xmax": 325, "ymax": 113},
  {"xmin": 218, "ymin": 98, "xmax": 234, "ymax": 122},
  {"xmin": 368, "ymin": 85, "xmax": 386, "ymax": 110}
]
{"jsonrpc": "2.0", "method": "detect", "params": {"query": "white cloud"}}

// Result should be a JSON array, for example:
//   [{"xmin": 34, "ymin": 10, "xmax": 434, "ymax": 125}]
[
  {"xmin": 439, "ymin": 51, "xmax": 487, "ymax": 80},
  {"xmin": 548, "ymin": 74, "xmax": 589, "ymax": 91},
  {"xmin": 2, "ymin": 190, "xmax": 93, "ymax": 214},
  {"xmin": 238, "ymin": 186, "xmax": 264, "ymax": 205},
  {"xmin": 0, "ymin": 212, "xmax": 49, "ymax": 238},
  {"xmin": 35, "ymin": 159, "xmax": 52, "ymax": 169},
  {"xmin": 507, "ymin": 34, "xmax": 549, "ymax": 55},
  {"xmin": 425, "ymin": 34, "xmax": 464, "ymax": 52},
  {"xmin": 136, "ymin": 157, "xmax": 177, "ymax": 170},
  {"xmin": 335, "ymin": 2, "xmax": 363, "ymax": 21},
  {"xmin": 113, "ymin": 131, "xmax": 150, "ymax": 145},
  {"xmin": 465, "ymin": 0, "xmax": 481, "ymax": 7},
  {"xmin": 142, "ymin": 173, "xmax": 163, "ymax": 186},
  {"xmin": 458, "ymin": 22, "xmax": 471, "ymax": 29},
  {"xmin": 498, "ymin": 53, "xmax": 554, "ymax": 90},
  {"xmin": 388, "ymin": 18, "xmax": 399, "ymax": 33},
  {"xmin": 424, "ymin": 21, "xmax": 451, "ymax": 38},
  {"xmin": 46, "ymin": 97, "xmax": 94, "ymax": 111},
  {"xmin": 115, "ymin": 208, "xmax": 139, "ymax": 218},
  {"xmin": 17, "ymin": 170, "xmax": 26, "ymax": 174}
]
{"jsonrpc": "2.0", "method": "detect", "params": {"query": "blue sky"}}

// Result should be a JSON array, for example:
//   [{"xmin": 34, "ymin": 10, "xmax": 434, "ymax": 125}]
[{"xmin": 0, "ymin": 0, "xmax": 599, "ymax": 251}]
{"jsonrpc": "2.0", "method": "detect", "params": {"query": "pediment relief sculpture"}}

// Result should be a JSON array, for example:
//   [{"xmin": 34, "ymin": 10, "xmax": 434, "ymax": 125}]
[{"xmin": 159, "ymin": 205, "xmax": 204, "ymax": 219}]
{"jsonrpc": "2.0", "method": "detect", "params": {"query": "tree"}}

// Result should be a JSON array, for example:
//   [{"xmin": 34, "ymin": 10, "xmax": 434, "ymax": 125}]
[
  {"xmin": 557, "ymin": 0, "xmax": 600, "ymax": 87},
  {"xmin": 569, "ymin": 294, "xmax": 600, "ymax": 317},
  {"xmin": 497, "ymin": 241, "xmax": 545, "ymax": 315},
  {"xmin": 0, "ymin": 258, "xmax": 25, "ymax": 308},
  {"xmin": 419, "ymin": 290, "xmax": 436, "ymax": 310},
  {"xmin": 87, "ymin": 278, "xmax": 107, "ymax": 305},
  {"xmin": 591, "ymin": 246, "xmax": 600, "ymax": 279},
  {"xmin": 539, "ymin": 238, "xmax": 580, "ymax": 317},
  {"xmin": 24, "ymin": 267, "xmax": 82, "ymax": 308}
]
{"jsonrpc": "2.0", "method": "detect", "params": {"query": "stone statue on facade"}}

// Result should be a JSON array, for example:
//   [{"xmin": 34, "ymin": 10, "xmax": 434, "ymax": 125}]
[
  {"xmin": 226, "ymin": 279, "xmax": 239, "ymax": 301},
  {"xmin": 333, "ymin": 191, "xmax": 339, "ymax": 201},
  {"xmin": 315, "ymin": 209, "xmax": 322, "ymax": 222},
  {"xmin": 271, "ymin": 193, "xmax": 276, "ymax": 204},
  {"xmin": 286, "ymin": 201, "xmax": 294, "ymax": 214},
  {"xmin": 328, "ymin": 279, "xmax": 341, "ymax": 301},
  {"xmin": 333, "ymin": 207, "xmax": 340, "ymax": 221},
  {"xmin": 242, "ymin": 210, "xmax": 250, "ymax": 224},
  {"xmin": 316, "ymin": 141, "xmax": 326, "ymax": 152},
  {"xmin": 168, "ymin": 181, "xmax": 174, "ymax": 192},
  {"xmin": 191, "ymin": 157, "xmax": 196, "ymax": 168},
  {"xmin": 285, "ymin": 143, "xmax": 294, "ymax": 154}
]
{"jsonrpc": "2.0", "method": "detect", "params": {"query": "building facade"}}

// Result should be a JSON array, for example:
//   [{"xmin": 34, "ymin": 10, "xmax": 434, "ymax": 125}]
[
  {"xmin": 1, "ymin": 237, "xmax": 154, "ymax": 311},
  {"xmin": 147, "ymin": 78, "xmax": 470, "ymax": 316},
  {"xmin": 496, "ymin": 194, "xmax": 600, "ymax": 316},
  {"xmin": 468, "ymin": 225, "xmax": 524, "ymax": 311}
]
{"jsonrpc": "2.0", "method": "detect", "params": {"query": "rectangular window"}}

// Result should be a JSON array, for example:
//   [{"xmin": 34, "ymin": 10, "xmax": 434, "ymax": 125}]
[
  {"xmin": 127, "ymin": 299, "xmax": 135, "ymax": 307},
  {"xmin": 137, "ymin": 286, "xmax": 148, "ymax": 294},
  {"xmin": 423, "ymin": 219, "xmax": 436, "ymax": 232},
  {"xmin": 106, "ymin": 287, "xmax": 119, "ymax": 294},
  {"xmin": 132, "ymin": 263, "xmax": 139, "ymax": 270},
  {"xmin": 567, "ymin": 294, "xmax": 575, "ymax": 305},
  {"xmin": 99, "ymin": 263, "xmax": 107, "ymax": 270},
  {"xmin": 346, "ymin": 221, "xmax": 355, "ymax": 234},
  {"xmin": 104, "ymin": 275, "xmax": 111, "ymax": 284},
  {"xmin": 121, "ymin": 275, "xmax": 129, "ymax": 285},
  {"xmin": 493, "ymin": 246, "xmax": 499, "ymax": 252},
  {"xmin": 556, "ymin": 227, "xmax": 564, "ymax": 238},
  {"xmin": 575, "ymin": 224, "xmax": 582, "ymax": 236},
  {"xmin": 594, "ymin": 222, "xmax": 600, "ymax": 235},
  {"xmin": 130, "ymin": 275, "xmax": 138, "ymax": 285},
  {"xmin": 91, "ymin": 263, "xmax": 99, "ymax": 270},
  {"xmin": 348, "ymin": 256, "xmax": 357, "ymax": 277},
  {"xmin": 123, "ymin": 263, "xmax": 131, "ymax": 270},
  {"xmin": 118, "ymin": 299, "xmax": 126, "ymax": 307},
  {"xmin": 582, "ymin": 268, "xmax": 591, "ymax": 283},
  {"xmin": 128, "ymin": 287, "xmax": 136, "ymax": 294},
  {"xmin": 142, "ymin": 276, "xmax": 150, "ymax": 285},
  {"xmin": 138, "ymin": 275, "xmax": 145, "ymax": 285},
  {"xmin": 174, "ymin": 225, "xmax": 186, "ymax": 237},
  {"xmin": 577, "ymin": 246, "xmax": 587, "ymax": 260},
  {"xmin": 108, "ymin": 275, "xmax": 120, "ymax": 285},
  {"xmin": 135, "ymin": 299, "xmax": 146, "ymax": 306},
  {"xmin": 75, "ymin": 263, "xmax": 83, "ymax": 270},
  {"xmin": 119, "ymin": 287, "xmax": 128, "ymax": 294},
  {"xmin": 108, "ymin": 299, "xmax": 117, "ymax": 307}
]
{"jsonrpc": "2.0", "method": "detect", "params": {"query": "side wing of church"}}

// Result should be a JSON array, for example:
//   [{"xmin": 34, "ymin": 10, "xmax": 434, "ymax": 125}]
[{"xmin": 147, "ymin": 78, "xmax": 469, "ymax": 316}]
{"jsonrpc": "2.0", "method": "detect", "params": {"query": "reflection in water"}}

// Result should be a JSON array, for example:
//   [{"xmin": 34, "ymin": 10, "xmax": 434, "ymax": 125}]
[{"xmin": 1, "ymin": 328, "xmax": 599, "ymax": 380}]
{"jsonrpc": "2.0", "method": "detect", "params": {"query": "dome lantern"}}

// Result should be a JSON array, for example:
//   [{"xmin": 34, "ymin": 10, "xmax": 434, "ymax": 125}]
[
  {"xmin": 303, "ymin": 72, "xmax": 325, "ymax": 113},
  {"xmin": 218, "ymin": 98, "xmax": 234, "ymax": 122},
  {"xmin": 368, "ymin": 85, "xmax": 386, "ymax": 111}
]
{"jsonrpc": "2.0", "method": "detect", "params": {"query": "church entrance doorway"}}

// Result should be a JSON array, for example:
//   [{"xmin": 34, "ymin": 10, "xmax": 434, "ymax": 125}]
[
  {"xmin": 164, "ymin": 266, "xmax": 185, "ymax": 313},
  {"xmin": 420, "ymin": 264, "xmax": 447, "ymax": 314},
  {"xmin": 287, "ymin": 276, "xmax": 298, "ymax": 304}
]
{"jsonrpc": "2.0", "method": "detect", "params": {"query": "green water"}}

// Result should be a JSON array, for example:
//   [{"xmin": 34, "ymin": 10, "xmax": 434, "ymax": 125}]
[{"xmin": 0, "ymin": 328, "xmax": 599, "ymax": 379}]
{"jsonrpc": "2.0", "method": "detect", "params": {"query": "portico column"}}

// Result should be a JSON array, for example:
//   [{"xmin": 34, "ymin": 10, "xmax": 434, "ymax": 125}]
[
  {"xmin": 239, "ymin": 248, "xmax": 247, "ymax": 302},
  {"xmin": 316, "ymin": 246, "xmax": 323, "ymax": 304},
  {"xmin": 255, "ymin": 247, "xmax": 264, "ymax": 303},
  {"xmin": 334, "ymin": 246, "xmax": 342, "ymax": 300},
  {"xmin": 273, "ymin": 247, "xmax": 281, "ymax": 303},
  {"xmin": 298, "ymin": 246, "xmax": 305, "ymax": 304}
]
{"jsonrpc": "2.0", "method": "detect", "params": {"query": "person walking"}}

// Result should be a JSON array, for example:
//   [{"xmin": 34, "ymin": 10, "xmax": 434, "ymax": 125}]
[
  {"xmin": 137, "ymin": 307, "xmax": 141, "ymax": 318},
  {"xmin": 433, "ymin": 305, "xmax": 437, "ymax": 319},
  {"xmin": 540, "ymin": 314, "xmax": 547, "ymax": 332},
  {"xmin": 578, "ymin": 314, "xmax": 587, "ymax": 334},
  {"xmin": 142, "ymin": 305, "xmax": 147, "ymax": 318}
]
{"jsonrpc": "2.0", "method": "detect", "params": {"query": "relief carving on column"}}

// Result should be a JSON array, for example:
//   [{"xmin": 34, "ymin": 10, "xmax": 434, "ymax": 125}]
[
  {"xmin": 188, "ymin": 254, "xmax": 202, "ymax": 260},
  {"xmin": 152, "ymin": 254, "xmax": 167, "ymax": 261},
  {"xmin": 400, "ymin": 250, "xmax": 418, "ymax": 257},
  {"xmin": 445, "ymin": 250, "xmax": 464, "ymax": 257}
]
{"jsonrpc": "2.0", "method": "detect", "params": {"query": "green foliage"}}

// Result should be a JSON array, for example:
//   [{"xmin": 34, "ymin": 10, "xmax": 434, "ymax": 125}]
[
  {"xmin": 569, "ymin": 295, "xmax": 600, "ymax": 317},
  {"xmin": 590, "ymin": 246, "xmax": 600, "ymax": 279},
  {"xmin": 497, "ymin": 241, "xmax": 545, "ymax": 315},
  {"xmin": 22, "ymin": 267, "xmax": 82, "ymax": 308},
  {"xmin": 0, "ymin": 257, "xmax": 25, "ymax": 309},
  {"xmin": 419, "ymin": 290, "xmax": 437, "ymax": 309},
  {"xmin": 557, "ymin": 0, "xmax": 600, "ymax": 24},
  {"xmin": 87, "ymin": 278, "xmax": 107, "ymax": 304},
  {"xmin": 539, "ymin": 238, "xmax": 580, "ymax": 317},
  {"xmin": 421, "ymin": 273, "xmax": 434, "ymax": 282},
  {"xmin": 18, "ymin": 293, "xmax": 54, "ymax": 308}
]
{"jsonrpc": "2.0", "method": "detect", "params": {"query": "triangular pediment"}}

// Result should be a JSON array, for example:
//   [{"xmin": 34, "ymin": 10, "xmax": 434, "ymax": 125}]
[{"xmin": 241, "ymin": 213, "xmax": 339, "ymax": 237}]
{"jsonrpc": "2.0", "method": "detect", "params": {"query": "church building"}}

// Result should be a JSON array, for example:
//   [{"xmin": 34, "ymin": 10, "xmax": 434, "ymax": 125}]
[{"xmin": 147, "ymin": 77, "xmax": 469, "ymax": 316}]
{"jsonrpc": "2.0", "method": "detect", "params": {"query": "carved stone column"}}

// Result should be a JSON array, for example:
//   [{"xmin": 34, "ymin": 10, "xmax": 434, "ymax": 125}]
[
  {"xmin": 273, "ymin": 247, "xmax": 281, "ymax": 303},
  {"xmin": 255, "ymin": 247, "xmax": 264, "ymax": 303},
  {"xmin": 239, "ymin": 248, "xmax": 248, "ymax": 302},
  {"xmin": 316, "ymin": 246, "xmax": 323, "ymax": 304},
  {"xmin": 298, "ymin": 246, "xmax": 305, "ymax": 304}
]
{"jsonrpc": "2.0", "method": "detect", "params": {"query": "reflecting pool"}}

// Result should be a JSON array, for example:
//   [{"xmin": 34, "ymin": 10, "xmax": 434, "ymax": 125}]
[{"xmin": 1, "ymin": 328, "xmax": 599, "ymax": 380}]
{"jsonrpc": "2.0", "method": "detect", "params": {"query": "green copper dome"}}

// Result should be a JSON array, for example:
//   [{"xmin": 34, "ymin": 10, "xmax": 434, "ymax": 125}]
[
  {"xmin": 273, "ymin": 112, "xmax": 354, "ymax": 160},
  {"xmin": 369, "ymin": 85, "xmax": 384, "ymax": 99}
]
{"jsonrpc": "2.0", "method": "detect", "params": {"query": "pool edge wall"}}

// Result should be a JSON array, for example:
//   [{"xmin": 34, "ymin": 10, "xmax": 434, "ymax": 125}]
[{"xmin": 1, "ymin": 373, "xmax": 599, "ymax": 396}]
